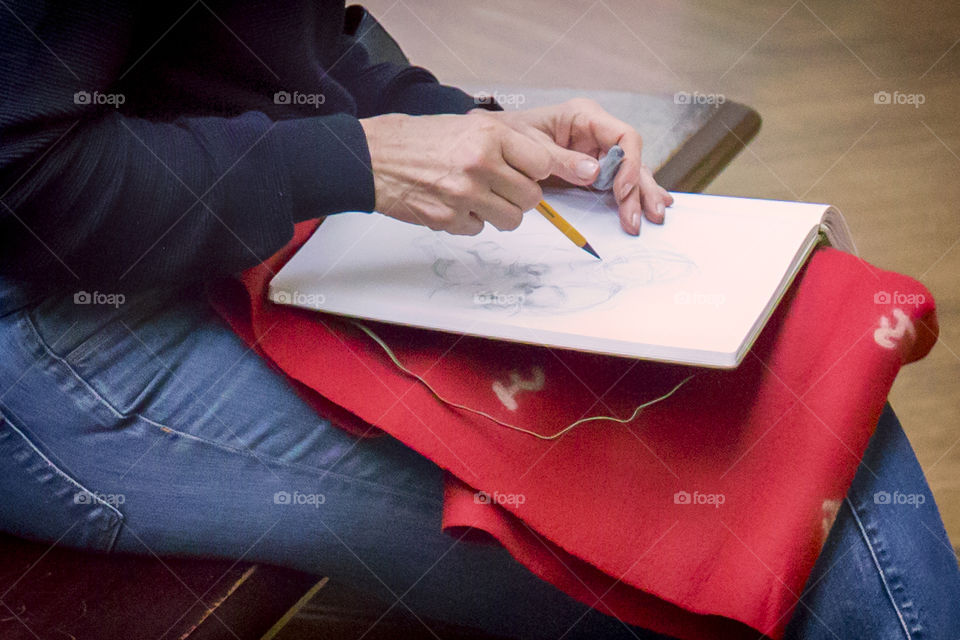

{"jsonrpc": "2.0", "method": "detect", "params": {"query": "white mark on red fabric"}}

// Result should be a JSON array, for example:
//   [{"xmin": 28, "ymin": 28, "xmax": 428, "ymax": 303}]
[
  {"xmin": 874, "ymin": 308, "xmax": 915, "ymax": 350},
  {"xmin": 493, "ymin": 367, "xmax": 546, "ymax": 411}
]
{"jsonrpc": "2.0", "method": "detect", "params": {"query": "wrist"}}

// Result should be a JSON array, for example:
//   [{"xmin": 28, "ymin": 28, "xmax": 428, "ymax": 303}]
[{"xmin": 359, "ymin": 114, "xmax": 407, "ymax": 212}]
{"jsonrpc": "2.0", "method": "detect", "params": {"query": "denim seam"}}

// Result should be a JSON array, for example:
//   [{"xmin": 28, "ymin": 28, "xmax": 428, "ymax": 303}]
[
  {"xmin": 845, "ymin": 496, "xmax": 914, "ymax": 639},
  {"xmin": 19, "ymin": 311, "xmax": 126, "ymax": 420},
  {"xmin": 135, "ymin": 417, "xmax": 443, "ymax": 507},
  {"xmin": 19, "ymin": 311, "xmax": 444, "ymax": 508},
  {"xmin": 1, "ymin": 409, "xmax": 124, "ymax": 551}
]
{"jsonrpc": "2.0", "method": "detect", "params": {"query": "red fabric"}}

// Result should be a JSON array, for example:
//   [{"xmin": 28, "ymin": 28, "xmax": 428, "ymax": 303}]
[{"xmin": 208, "ymin": 220, "xmax": 938, "ymax": 639}]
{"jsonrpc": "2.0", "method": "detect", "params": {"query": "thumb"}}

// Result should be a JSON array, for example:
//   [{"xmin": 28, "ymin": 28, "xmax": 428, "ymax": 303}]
[{"xmin": 547, "ymin": 147, "xmax": 599, "ymax": 186}]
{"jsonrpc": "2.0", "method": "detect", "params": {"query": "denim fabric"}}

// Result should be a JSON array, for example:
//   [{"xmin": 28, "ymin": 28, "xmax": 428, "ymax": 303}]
[
  {"xmin": 785, "ymin": 403, "xmax": 960, "ymax": 639},
  {"xmin": 1, "ymin": 278, "xmax": 958, "ymax": 639}
]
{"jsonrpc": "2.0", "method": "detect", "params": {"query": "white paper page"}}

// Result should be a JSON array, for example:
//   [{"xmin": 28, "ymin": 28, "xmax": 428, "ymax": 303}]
[{"xmin": 270, "ymin": 189, "xmax": 828, "ymax": 366}]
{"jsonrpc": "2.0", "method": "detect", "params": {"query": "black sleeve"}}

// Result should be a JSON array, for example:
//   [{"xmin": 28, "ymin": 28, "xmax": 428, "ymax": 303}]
[
  {"xmin": 325, "ymin": 32, "xmax": 494, "ymax": 117},
  {"xmin": 0, "ymin": 1, "xmax": 497, "ymax": 292},
  {"xmin": 0, "ymin": 109, "xmax": 374, "ymax": 290}
]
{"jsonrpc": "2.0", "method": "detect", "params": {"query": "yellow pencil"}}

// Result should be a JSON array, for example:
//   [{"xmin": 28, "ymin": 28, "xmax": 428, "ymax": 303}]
[{"xmin": 535, "ymin": 200, "xmax": 601, "ymax": 260}]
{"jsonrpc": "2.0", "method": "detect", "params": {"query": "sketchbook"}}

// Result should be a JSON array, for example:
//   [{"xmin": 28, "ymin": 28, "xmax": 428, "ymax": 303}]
[{"xmin": 269, "ymin": 188, "xmax": 854, "ymax": 368}]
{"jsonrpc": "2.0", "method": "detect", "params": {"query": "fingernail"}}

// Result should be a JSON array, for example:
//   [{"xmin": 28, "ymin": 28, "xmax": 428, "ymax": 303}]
[
  {"xmin": 631, "ymin": 212, "xmax": 641, "ymax": 229},
  {"xmin": 657, "ymin": 202, "xmax": 665, "ymax": 218},
  {"xmin": 618, "ymin": 182, "xmax": 634, "ymax": 200},
  {"xmin": 576, "ymin": 158, "xmax": 599, "ymax": 180}
]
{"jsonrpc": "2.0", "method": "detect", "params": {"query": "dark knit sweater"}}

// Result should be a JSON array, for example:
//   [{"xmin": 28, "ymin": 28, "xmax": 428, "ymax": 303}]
[{"xmin": 0, "ymin": 0, "xmax": 481, "ymax": 289}]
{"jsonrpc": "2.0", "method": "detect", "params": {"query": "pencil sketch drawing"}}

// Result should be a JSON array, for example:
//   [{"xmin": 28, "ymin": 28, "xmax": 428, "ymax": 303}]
[{"xmin": 412, "ymin": 235, "xmax": 697, "ymax": 316}]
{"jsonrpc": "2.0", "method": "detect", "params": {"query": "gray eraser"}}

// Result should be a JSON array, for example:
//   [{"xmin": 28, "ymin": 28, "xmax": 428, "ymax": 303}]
[{"xmin": 590, "ymin": 144, "xmax": 625, "ymax": 191}]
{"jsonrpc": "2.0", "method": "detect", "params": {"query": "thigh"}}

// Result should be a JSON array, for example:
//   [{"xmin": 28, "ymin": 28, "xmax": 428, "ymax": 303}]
[
  {"xmin": 0, "ymin": 281, "xmax": 663, "ymax": 640},
  {"xmin": 785, "ymin": 404, "xmax": 960, "ymax": 639}
]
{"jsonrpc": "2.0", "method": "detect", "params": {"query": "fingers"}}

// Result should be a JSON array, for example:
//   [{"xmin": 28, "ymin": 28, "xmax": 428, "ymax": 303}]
[
  {"xmin": 364, "ymin": 111, "xmax": 540, "ymax": 236},
  {"xmin": 658, "ymin": 185, "xmax": 674, "ymax": 205},
  {"xmin": 557, "ymin": 99, "xmax": 671, "ymax": 234},
  {"xmin": 371, "ymin": 106, "xmax": 674, "ymax": 239},
  {"xmin": 638, "ymin": 163, "xmax": 665, "ymax": 224},
  {"xmin": 426, "ymin": 182, "xmax": 522, "ymax": 234},
  {"xmin": 616, "ymin": 155, "xmax": 671, "ymax": 235},
  {"xmin": 434, "ymin": 172, "xmax": 533, "ymax": 234},
  {"xmin": 612, "ymin": 151, "xmax": 643, "ymax": 235},
  {"xmin": 611, "ymin": 131, "xmax": 648, "ymax": 235},
  {"xmin": 446, "ymin": 211, "xmax": 486, "ymax": 236},
  {"xmin": 489, "ymin": 164, "xmax": 543, "ymax": 213},
  {"xmin": 617, "ymin": 185, "xmax": 642, "ymax": 235},
  {"xmin": 478, "ymin": 127, "xmax": 549, "ymax": 228},
  {"xmin": 471, "ymin": 190, "xmax": 526, "ymax": 231},
  {"xmin": 457, "ymin": 125, "xmax": 544, "ymax": 230},
  {"xmin": 500, "ymin": 127, "xmax": 553, "ymax": 182},
  {"xmin": 420, "ymin": 118, "xmax": 540, "ymax": 234},
  {"xmin": 545, "ymin": 147, "xmax": 600, "ymax": 186},
  {"xmin": 615, "ymin": 164, "xmax": 672, "ymax": 235}
]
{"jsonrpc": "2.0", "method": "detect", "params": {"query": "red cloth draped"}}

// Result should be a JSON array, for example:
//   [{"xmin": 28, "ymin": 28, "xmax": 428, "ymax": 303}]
[{"xmin": 208, "ymin": 220, "xmax": 937, "ymax": 639}]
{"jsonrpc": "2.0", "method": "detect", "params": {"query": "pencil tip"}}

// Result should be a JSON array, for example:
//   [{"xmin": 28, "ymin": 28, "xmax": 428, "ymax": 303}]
[{"xmin": 582, "ymin": 243, "xmax": 601, "ymax": 260}]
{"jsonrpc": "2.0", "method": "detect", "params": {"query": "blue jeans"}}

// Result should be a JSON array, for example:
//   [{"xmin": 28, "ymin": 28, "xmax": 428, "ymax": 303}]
[{"xmin": 1, "ymin": 279, "xmax": 958, "ymax": 639}]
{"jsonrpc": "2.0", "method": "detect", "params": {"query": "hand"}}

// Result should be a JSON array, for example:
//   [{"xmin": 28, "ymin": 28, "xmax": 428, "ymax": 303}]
[
  {"xmin": 359, "ymin": 112, "xmax": 553, "ymax": 235},
  {"xmin": 481, "ymin": 98, "xmax": 674, "ymax": 235}
]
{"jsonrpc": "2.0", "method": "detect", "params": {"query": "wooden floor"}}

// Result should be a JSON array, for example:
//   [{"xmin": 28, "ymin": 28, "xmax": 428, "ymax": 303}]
[{"xmin": 365, "ymin": 0, "xmax": 960, "ymax": 546}]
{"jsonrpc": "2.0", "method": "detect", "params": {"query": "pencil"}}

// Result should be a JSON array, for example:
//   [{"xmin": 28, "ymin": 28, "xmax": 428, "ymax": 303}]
[{"xmin": 535, "ymin": 200, "xmax": 601, "ymax": 260}]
